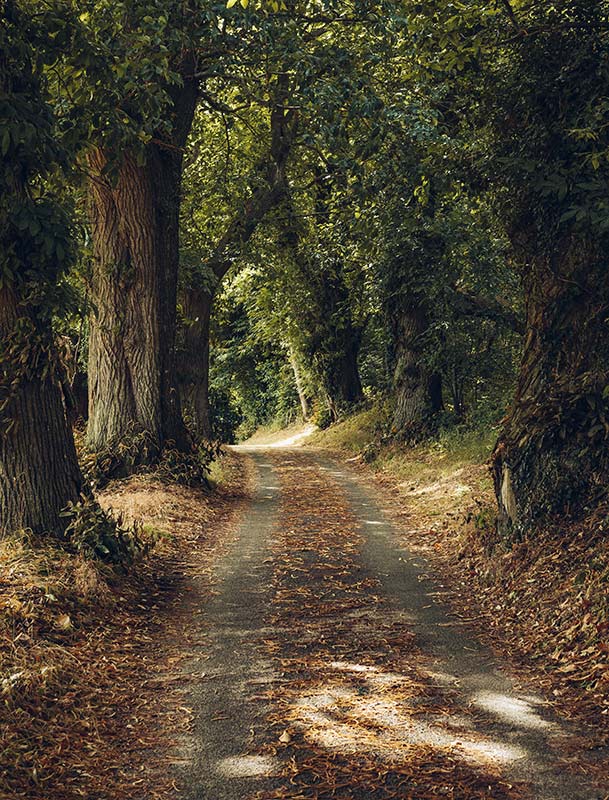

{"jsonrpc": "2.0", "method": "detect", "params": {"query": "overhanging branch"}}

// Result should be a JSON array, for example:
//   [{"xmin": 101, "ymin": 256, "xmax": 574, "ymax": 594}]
[{"xmin": 452, "ymin": 290, "xmax": 524, "ymax": 334}]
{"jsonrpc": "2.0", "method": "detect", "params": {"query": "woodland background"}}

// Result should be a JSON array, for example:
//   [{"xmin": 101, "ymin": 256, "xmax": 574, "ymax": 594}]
[{"xmin": 3, "ymin": 2, "xmax": 609, "ymax": 797}]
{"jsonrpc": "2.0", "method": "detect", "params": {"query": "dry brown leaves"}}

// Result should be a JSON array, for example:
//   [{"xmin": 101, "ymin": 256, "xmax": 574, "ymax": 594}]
[
  {"xmin": 338, "ymin": 449, "xmax": 609, "ymax": 777},
  {"xmin": 252, "ymin": 452, "xmax": 528, "ymax": 800},
  {"xmin": 0, "ymin": 451, "xmax": 252, "ymax": 800}
]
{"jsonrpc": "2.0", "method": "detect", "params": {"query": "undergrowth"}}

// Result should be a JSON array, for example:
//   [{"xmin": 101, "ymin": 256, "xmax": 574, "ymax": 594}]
[
  {"xmin": 61, "ymin": 498, "xmax": 149, "ymax": 564},
  {"xmin": 76, "ymin": 425, "xmax": 222, "ymax": 488},
  {"xmin": 308, "ymin": 401, "xmax": 498, "ymax": 479}
]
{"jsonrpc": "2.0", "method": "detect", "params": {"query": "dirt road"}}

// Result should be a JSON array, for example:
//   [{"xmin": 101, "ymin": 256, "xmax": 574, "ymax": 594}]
[{"xmin": 179, "ymin": 448, "xmax": 608, "ymax": 800}]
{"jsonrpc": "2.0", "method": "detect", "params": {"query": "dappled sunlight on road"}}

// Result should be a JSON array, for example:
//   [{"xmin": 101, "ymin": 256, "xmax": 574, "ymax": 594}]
[
  {"xmin": 472, "ymin": 692, "xmax": 556, "ymax": 733},
  {"xmin": 216, "ymin": 754, "xmax": 279, "ymax": 779},
  {"xmin": 288, "ymin": 660, "xmax": 534, "ymax": 771},
  {"xmin": 244, "ymin": 449, "xmax": 601, "ymax": 800}
]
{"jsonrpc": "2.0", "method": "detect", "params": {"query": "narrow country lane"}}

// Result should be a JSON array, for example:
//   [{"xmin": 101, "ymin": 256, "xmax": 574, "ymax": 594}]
[{"xmin": 179, "ymin": 448, "xmax": 609, "ymax": 800}]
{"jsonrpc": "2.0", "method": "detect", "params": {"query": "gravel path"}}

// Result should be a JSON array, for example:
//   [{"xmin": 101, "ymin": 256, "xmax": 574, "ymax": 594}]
[{"xmin": 179, "ymin": 448, "xmax": 608, "ymax": 800}]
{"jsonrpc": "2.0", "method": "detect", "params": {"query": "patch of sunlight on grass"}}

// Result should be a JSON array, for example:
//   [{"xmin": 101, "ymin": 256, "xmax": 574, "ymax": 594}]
[
  {"xmin": 238, "ymin": 425, "xmax": 317, "ymax": 450},
  {"xmin": 306, "ymin": 404, "xmax": 500, "ymax": 523},
  {"xmin": 207, "ymin": 457, "xmax": 226, "ymax": 487},
  {"xmin": 242, "ymin": 420, "xmax": 309, "ymax": 446},
  {"xmin": 307, "ymin": 405, "xmax": 389, "ymax": 454}
]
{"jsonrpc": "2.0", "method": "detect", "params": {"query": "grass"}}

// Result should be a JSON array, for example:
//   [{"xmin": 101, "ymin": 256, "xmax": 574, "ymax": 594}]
[
  {"xmin": 308, "ymin": 404, "xmax": 498, "ymax": 519},
  {"xmin": 307, "ymin": 404, "xmax": 388, "ymax": 454},
  {"xmin": 208, "ymin": 454, "xmax": 229, "ymax": 487}
]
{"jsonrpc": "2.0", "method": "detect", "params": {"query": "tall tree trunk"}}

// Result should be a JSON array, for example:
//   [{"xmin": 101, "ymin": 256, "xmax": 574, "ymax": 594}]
[
  {"xmin": 87, "ymin": 81, "xmax": 197, "ymax": 460},
  {"xmin": 0, "ymin": 288, "xmax": 85, "ymax": 536},
  {"xmin": 180, "ymin": 286, "xmax": 213, "ymax": 440},
  {"xmin": 320, "ymin": 329, "xmax": 365, "ymax": 419},
  {"xmin": 289, "ymin": 347, "xmax": 310, "ymax": 420},
  {"xmin": 492, "ymin": 237, "xmax": 609, "ymax": 537},
  {"xmin": 391, "ymin": 302, "xmax": 443, "ymax": 438}
]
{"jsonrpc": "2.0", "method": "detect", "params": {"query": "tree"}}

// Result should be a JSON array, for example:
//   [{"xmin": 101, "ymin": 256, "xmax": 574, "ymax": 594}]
[
  {"xmin": 178, "ymin": 0, "xmax": 391, "ymax": 436},
  {"xmin": 86, "ymin": 64, "xmax": 197, "ymax": 457},
  {"xmin": 487, "ymin": 2, "xmax": 609, "ymax": 535},
  {"xmin": 179, "ymin": 82, "xmax": 298, "ymax": 439},
  {"xmin": 0, "ymin": 1, "xmax": 86, "ymax": 535},
  {"xmin": 404, "ymin": 0, "xmax": 609, "ymax": 534},
  {"xmin": 276, "ymin": 197, "xmax": 366, "ymax": 419},
  {"xmin": 80, "ymin": 5, "xmax": 206, "ymax": 460}
]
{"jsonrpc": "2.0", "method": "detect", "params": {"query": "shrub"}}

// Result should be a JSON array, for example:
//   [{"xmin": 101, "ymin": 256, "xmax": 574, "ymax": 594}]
[{"xmin": 61, "ymin": 499, "xmax": 145, "ymax": 564}]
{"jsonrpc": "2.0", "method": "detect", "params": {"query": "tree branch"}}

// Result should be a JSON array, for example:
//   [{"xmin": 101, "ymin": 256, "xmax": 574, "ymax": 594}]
[
  {"xmin": 452, "ymin": 290, "xmax": 524, "ymax": 334},
  {"xmin": 498, "ymin": 0, "xmax": 522, "ymax": 33},
  {"xmin": 204, "ymin": 82, "xmax": 299, "ymax": 283}
]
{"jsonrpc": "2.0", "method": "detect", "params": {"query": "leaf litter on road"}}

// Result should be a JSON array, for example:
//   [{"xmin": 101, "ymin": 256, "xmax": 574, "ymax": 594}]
[{"xmin": 252, "ymin": 452, "xmax": 530, "ymax": 800}]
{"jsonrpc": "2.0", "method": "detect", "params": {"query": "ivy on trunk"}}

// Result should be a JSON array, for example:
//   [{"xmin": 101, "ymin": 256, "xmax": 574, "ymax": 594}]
[
  {"xmin": 0, "ymin": 288, "xmax": 85, "ymax": 536},
  {"xmin": 493, "ymin": 237, "xmax": 609, "ymax": 536}
]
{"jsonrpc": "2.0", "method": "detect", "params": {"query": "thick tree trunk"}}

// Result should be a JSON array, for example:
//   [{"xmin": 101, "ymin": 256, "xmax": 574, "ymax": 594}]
[
  {"xmin": 492, "ymin": 238, "xmax": 609, "ymax": 537},
  {"xmin": 0, "ymin": 288, "xmax": 85, "ymax": 536},
  {"xmin": 322, "ymin": 331, "xmax": 364, "ymax": 418},
  {"xmin": 180, "ymin": 287, "xmax": 213, "ymax": 440},
  {"xmin": 87, "ymin": 148, "xmax": 185, "ymax": 453},
  {"xmin": 87, "ymin": 75, "xmax": 197, "ymax": 461},
  {"xmin": 391, "ymin": 303, "xmax": 443, "ymax": 438}
]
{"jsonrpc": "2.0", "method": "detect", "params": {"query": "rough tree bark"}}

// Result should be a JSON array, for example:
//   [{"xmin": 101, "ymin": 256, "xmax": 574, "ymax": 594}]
[
  {"xmin": 0, "ymin": 288, "xmax": 85, "ymax": 535},
  {"xmin": 391, "ymin": 301, "xmax": 443, "ymax": 438},
  {"xmin": 492, "ymin": 236, "xmax": 609, "ymax": 537},
  {"xmin": 87, "ymin": 75, "xmax": 197, "ymax": 459}
]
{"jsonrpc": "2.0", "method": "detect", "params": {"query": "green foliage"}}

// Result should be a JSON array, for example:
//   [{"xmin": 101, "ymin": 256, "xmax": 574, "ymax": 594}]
[
  {"xmin": 209, "ymin": 267, "xmax": 301, "ymax": 438},
  {"xmin": 78, "ymin": 424, "xmax": 219, "ymax": 486},
  {"xmin": 61, "ymin": 499, "xmax": 144, "ymax": 564},
  {"xmin": 79, "ymin": 426, "xmax": 160, "ymax": 485},
  {"xmin": 0, "ymin": 1, "xmax": 78, "ymax": 295},
  {"xmin": 208, "ymin": 386, "xmax": 243, "ymax": 444},
  {"xmin": 156, "ymin": 440, "xmax": 222, "ymax": 486},
  {"xmin": 7, "ymin": 0, "xmax": 608, "ymax": 537}
]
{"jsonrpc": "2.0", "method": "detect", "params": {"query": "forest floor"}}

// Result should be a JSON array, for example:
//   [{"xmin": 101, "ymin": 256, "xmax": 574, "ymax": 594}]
[{"xmin": 2, "ymin": 427, "xmax": 608, "ymax": 799}]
